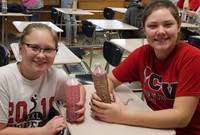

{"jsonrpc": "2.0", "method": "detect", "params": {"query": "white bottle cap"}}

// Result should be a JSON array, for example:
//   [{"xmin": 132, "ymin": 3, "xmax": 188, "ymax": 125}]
[
  {"xmin": 94, "ymin": 62, "xmax": 101, "ymax": 67},
  {"xmin": 69, "ymin": 74, "xmax": 76, "ymax": 78}
]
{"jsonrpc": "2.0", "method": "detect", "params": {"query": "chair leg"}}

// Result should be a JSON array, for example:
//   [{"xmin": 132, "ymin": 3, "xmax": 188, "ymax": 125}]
[
  {"xmin": 89, "ymin": 47, "xmax": 93, "ymax": 68},
  {"xmin": 82, "ymin": 59, "xmax": 92, "ymax": 74},
  {"xmin": 105, "ymin": 62, "xmax": 109, "ymax": 72}
]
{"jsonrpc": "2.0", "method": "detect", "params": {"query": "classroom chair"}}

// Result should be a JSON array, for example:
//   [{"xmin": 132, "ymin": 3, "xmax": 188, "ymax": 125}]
[
  {"xmin": 103, "ymin": 41, "xmax": 123, "ymax": 72},
  {"xmin": 103, "ymin": 41, "xmax": 143, "ymax": 98},
  {"xmin": 103, "ymin": 7, "xmax": 115, "ymax": 20},
  {"xmin": 188, "ymin": 35, "xmax": 200, "ymax": 49},
  {"xmin": 103, "ymin": 7, "xmax": 118, "ymax": 39},
  {"xmin": 0, "ymin": 44, "xmax": 10, "ymax": 67}
]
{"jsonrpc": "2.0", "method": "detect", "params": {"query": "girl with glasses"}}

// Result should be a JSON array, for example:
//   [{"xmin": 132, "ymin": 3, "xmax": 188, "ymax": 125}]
[{"xmin": 0, "ymin": 23, "xmax": 86, "ymax": 135}]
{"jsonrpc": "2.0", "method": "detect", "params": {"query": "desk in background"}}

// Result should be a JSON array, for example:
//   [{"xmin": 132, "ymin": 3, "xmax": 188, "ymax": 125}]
[
  {"xmin": 87, "ymin": 19, "xmax": 138, "ymax": 31},
  {"xmin": 57, "ymin": 85, "xmax": 175, "ymax": 135},
  {"xmin": 0, "ymin": 12, "xmax": 31, "ymax": 46},
  {"xmin": 181, "ymin": 22, "xmax": 200, "ymax": 28},
  {"xmin": 12, "ymin": 21, "xmax": 63, "ymax": 33},
  {"xmin": 87, "ymin": 19, "xmax": 138, "ymax": 40},
  {"xmin": 10, "ymin": 42, "xmax": 81, "ymax": 64},
  {"xmin": 54, "ymin": 8, "xmax": 94, "ymax": 44},
  {"xmin": 108, "ymin": 7, "xmax": 127, "ymax": 14},
  {"xmin": 55, "ymin": 8, "xmax": 94, "ymax": 16},
  {"xmin": 110, "ymin": 38, "xmax": 147, "ymax": 53}
]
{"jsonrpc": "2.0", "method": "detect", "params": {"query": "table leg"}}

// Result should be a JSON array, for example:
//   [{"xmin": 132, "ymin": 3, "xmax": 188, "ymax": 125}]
[
  {"xmin": 1, "ymin": 16, "xmax": 4, "ymax": 45},
  {"xmin": 59, "ymin": 13, "xmax": 63, "ymax": 41},
  {"xmin": 5, "ymin": 16, "xmax": 7, "ymax": 46},
  {"xmin": 69, "ymin": 14, "xmax": 73, "ymax": 45}
]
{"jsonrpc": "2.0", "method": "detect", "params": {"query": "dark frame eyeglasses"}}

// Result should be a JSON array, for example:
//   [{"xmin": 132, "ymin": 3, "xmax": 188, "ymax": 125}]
[{"xmin": 23, "ymin": 43, "xmax": 58, "ymax": 55}]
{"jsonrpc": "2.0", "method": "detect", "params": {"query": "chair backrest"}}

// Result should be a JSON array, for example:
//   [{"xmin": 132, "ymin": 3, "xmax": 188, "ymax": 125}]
[
  {"xmin": 51, "ymin": 7, "xmax": 59, "ymax": 24},
  {"xmin": 81, "ymin": 20, "xmax": 95, "ymax": 38},
  {"xmin": 103, "ymin": 41, "xmax": 123, "ymax": 67},
  {"xmin": 0, "ymin": 45, "xmax": 10, "ymax": 67},
  {"xmin": 103, "ymin": 7, "xmax": 115, "ymax": 20},
  {"xmin": 188, "ymin": 36, "xmax": 200, "ymax": 49}
]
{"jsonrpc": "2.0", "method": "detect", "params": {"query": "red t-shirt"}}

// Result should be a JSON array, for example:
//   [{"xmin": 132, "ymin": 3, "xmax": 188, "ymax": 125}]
[
  {"xmin": 176, "ymin": 0, "xmax": 200, "ymax": 11},
  {"xmin": 113, "ymin": 42, "xmax": 200, "ymax": 135}
]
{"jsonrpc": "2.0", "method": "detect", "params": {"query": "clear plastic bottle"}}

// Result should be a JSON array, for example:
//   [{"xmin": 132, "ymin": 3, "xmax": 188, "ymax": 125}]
[
  {"xmin": 66, "ymin": 74, "xmax": 80, "ymax": 123},
  {"xmin": 92, "ymin": 62, "xmax": 111, "ymax": 103},
  {"xmin": 1, "ymin": 0, "xmax": 7, "ymax": 14},
  {"xmin": 181, "ymin": 7, "xmax": 188, "ymax": 22}
]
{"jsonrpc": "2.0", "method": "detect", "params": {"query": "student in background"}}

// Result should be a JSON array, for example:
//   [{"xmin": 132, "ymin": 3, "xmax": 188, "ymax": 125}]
[
  {"xmin": 120, "ymin": 0, "xmax": 153, "ymax": 38},
  {"xmin": 187, "ymin": 7, "xmax": 200, "ymax": 34},
  {"xmin": 180, "ymin": 7, "xmax": 200, "ymax": 39},
  {"xmin": 90, "ymin": 0, "xmax": 200, "ymax": 135},
  {"xmin": 176, "ymin": 0, "xmax": 200, "ymax": 11},
  {"xmin": 61, "ymin": 0, "xmax": 77, "ymax": 45},
  {"xmin": 0, "ymin": 23, "xmax": 86, "ymax": 135},
  {"xmin": 22, "ymin": 0, "xmax": 44, "ymax": 21}
]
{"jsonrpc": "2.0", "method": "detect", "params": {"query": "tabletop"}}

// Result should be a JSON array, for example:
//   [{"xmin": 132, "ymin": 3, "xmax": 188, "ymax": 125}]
[
  {"xmin": 0, "ymin": 12, "xmax": 32, "ymax": 16},
  {"xmin": 181, "ymin": 22, "xmax": 200, "ymax": 28},
  {"xmin": 55, "ymin": 8, "xmax": 94, "ymax": 16},
  {"xmin": 110, "ymin": 38, "xmax": 147, "ymax": 52},
  {"xmin": 10, "ymin": 42, "xmax": 81, "ymax": 64},
  {"xmin": 108, "ymin": 7, "xmax": 127, "ymax": 14},
  {"xmin": 87, "ymin": 19, "xmax": 138, "ymax": 31},
  {"xmin": 0, "ymin": 13, "xmax": 32, "ymax": 46},
  {"xmin": 12, "ymin": 21, "xmax": 63, "ymax": 33},
  {"xmin": 85, "ymin": 10, "xmax": 103, "ymax": 13},
  {"xmin": 57, "ymin": 85, "xmax": 175, "ymax": 135}
]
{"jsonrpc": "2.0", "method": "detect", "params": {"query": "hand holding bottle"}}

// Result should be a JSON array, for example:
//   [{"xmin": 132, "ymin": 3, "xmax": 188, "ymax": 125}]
[
  {"xmin": 66, "ymin": 74, "xmax": 81, "ymax": 123},
  {"xmin": 92, "ymin": 62, "xmax": 111, "ymax": 103}
]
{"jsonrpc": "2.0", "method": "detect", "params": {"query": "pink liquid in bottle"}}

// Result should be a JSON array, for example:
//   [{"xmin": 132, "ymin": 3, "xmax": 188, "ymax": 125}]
[{"xmin": 66, "ymin": 74, "xmax": 80, "ymax": 123}]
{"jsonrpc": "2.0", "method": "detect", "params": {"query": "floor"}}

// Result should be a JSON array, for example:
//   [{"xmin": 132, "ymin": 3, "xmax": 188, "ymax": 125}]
[{"xmin": 3, "ymin": 32, "xmax": 143, "ymax": 99}]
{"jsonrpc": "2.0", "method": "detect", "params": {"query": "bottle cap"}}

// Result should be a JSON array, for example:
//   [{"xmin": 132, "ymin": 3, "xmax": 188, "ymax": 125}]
[
  {"xmin": 94, "ymin": 62, "xmax": 101, "ymax": 67},
  {"xmin": 69, "ymin": 74, "xmax": 76, "ymax": 78}
]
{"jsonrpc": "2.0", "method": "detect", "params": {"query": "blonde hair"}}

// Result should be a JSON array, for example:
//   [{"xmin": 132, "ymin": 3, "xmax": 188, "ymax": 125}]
[{"xmin": 19, "ymin": 23, "xmax": 58, "ymax": 48}]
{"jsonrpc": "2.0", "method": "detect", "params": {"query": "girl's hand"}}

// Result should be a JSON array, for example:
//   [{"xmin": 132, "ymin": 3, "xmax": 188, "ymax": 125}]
[
  {"xmin": 43, "ymin": 116, "xmax": 66, "ymax": 135},
  {"xmin": 90, "ymin": 92, "xmax": 127, "ymax": 123},
  {"xmin": 75, "ymin": 100, "xmax": 86, "ymax": 122},
  {"xmin": 187, "ymin": 10, "xmax": 198, "ymax": 18}
]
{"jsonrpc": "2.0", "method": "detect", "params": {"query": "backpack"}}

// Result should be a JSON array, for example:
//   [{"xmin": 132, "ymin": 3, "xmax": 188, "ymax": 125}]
[{"xmin": 0, "ymin": 3, "xmax": 30, "ymax": 14}]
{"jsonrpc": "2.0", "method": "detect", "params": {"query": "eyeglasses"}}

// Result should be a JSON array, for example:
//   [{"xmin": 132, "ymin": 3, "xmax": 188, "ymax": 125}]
[{"xmin": 23, "ymin": 43, "xmax": 58, "ymax": 56}]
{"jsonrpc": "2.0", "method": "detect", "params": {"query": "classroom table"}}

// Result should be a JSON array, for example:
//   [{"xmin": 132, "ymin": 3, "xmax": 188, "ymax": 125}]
[
  {"xmin": 0, "ymin": 12, "xmax": 31, "ymax": 46},
  {"xmin": 181, "ymin": 22, "xmax": 200, "ymax": 28},
  {"xmin": 54, "ymin": 8, "xmax": 94, "ymax": 44},
  {"xmin": 108, "ymin": 7, "xmax": 127, "ymax": 14},
  {"xmin": 56, "ymin": 85, "xmax": 176, "ymax": 135},
  {"xmin": 87, "ymin": 19, "xmax": 138, "ymax": 31},
  {"xmin": 12, "ymin": 21, "xmax": 63, "ymax": 33},
  {"xmin": 110, "ymin": 38, "xmax": 147, "ymax": 52},
  {"xmin": 87, "ymin": 19, "xmax": 138, "ymax": 40},
  {"xmin": 84, "ymin": 9, "xmax": 103, "ymax": 13},
  {"xmin": 55, "ymin": 8, "xmax": 94, "ymax": 16},
  {"xmin": 10, "ymin": 42, "xmax": 81, "ymax": 64}
]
